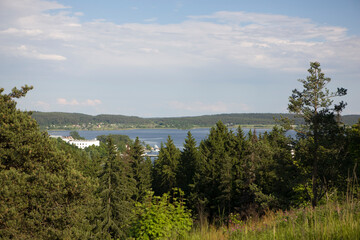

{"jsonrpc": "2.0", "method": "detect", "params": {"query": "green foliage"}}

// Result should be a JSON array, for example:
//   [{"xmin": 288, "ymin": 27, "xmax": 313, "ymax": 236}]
[
  {"xmin": 53, "ymin": 137, "xmax": 103, "ymax": 179},
  {"xmin": 287, "ymin": 61, "xmax": 348, "ymax": 207},
  {"xmin": 194, "ymin": 122, "xmax": 244, "ymax": 221},
  {"xmin": 153, "ymin": 136, "xmax": 181, "ymax": 196},
  {"xmin": 256, "ymin": 127, "xmax": 298, "ymax": 209},
  {"xmin": 178, "ymin": 132, "xmax": 200, "ymax": 212},
  {"xmin": 96, "ymin": 137, "xmax": 136, "ymax": 239},
  {"xmin": 348, "ymin": 119, "xmax": 360, "ymax": 166},
  {"xmin": 0, "ymin": 86, "xmax": 97, "ymax": 239},
  {"xmin": 70, "ymin": 130, "xmax": 85, "ymax": 140},
  {"xmin": 190, "ymin": 122, "xmax": 298, "ymax": 222},
  {"xmin": 97, "ymin": 134, "xmax": 132, "ymax": 152},
  {"xmin": 129, "ymin": 189, "xmax": 193, "ymax": 240},
  {"xmin": 128, "ymin": 137, "xmax": 152, "ymax": 202}
]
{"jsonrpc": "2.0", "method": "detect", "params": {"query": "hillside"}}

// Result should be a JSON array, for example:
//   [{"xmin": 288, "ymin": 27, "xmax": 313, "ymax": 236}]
[{"xmin": 31, "ymin": 112, "xmax": 360, "ymax": 130}]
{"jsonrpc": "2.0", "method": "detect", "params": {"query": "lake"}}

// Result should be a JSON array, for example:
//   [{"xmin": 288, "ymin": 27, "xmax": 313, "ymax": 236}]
[{"xmin": 48, "ymin": 128, "xmax": 296, "ymax": 149}]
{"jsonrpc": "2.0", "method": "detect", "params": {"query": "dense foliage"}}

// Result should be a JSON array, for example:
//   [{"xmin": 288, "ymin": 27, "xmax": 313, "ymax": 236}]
[
  {"xmin": 129, "ymin": 189, "xmax": 193, "ymax": 239},
  {"xmin": 97, "ymin": 134, "xmax": 132, "ymax": 152},
  {"xmin": 32, "ymin": 111, "xmax": 360, "ymax": 130},
  {"xmin": 0, "ymin": 86, "xmax": 98, "ymax": 239},
  {"xmin": 1, "ymin": 62, "xmax": 359, "ymax": 239}
]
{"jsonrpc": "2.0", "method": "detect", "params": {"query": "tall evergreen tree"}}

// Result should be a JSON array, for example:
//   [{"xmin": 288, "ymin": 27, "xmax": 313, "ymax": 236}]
[
  {"xmin": 152, "ymin": 136, "xmax": 180, "ymax": 195},
  {"xmin": 263, "ymin": 127, "xmax": 298, "ymax": 208},
  {"xmin": 0, "ymin": 86, "xmax": 97, "ymax": 239},
  {"xmin": 177, "ymin": 132, "xmax": 200, "ymax": 207},
  {"xmin": 287, "ymin": 61, "xmax": 347, "ymax": 207},
  {"xmin": 128, "ymin": 137, "xmax": 152, "ymax": 202},
  {"xmin": 230, "ymin": 126, "xmax": 249, "ymax": 214},
  {"xmin": 197, "ymin": 121, "xmax": 235, "ymax": 220},
  {"xmin": 97, "ymin": 137, "xmax": 136, "ymax": 239}
]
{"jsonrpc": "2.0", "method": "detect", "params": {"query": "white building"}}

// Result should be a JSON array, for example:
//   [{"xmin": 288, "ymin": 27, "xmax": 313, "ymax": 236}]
[
  {"xmin": 50, "ymin": 135, "xmax": 100, "ymax": 149},
  {"xmin": 69, "ymin": 139, "xmax": 100, "ymax": 149}
]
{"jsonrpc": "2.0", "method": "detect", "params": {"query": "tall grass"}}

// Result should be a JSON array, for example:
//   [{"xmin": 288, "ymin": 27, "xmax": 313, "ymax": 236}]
[
  {"xmin": 180, "ymin": 173, "xmax": 360, "ymax": 240},
  {"xmin": 181, "ymin": 198, "xmax": 360, "ymax": 240}
]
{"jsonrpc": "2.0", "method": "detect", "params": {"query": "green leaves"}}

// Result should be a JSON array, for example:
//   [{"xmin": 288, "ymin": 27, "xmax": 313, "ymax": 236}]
[{"xmin": 129, "ymin": 189, "xmax": 192, "ymax": 239}]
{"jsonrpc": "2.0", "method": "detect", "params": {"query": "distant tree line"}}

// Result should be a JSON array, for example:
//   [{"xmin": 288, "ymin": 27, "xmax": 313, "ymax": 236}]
[
  {"xmin": 32, "ymin": 111, "xmax": 360, "ymax": 130},
  {"xmin": 1, "ymin": 62, "xmax": 360, "ymax": 239}
]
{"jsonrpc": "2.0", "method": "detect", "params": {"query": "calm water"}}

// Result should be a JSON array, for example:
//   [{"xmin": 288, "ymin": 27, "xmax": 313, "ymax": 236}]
[{"xmin": 48, "ymin": 128, "xmax": 296, "ymax": 149}]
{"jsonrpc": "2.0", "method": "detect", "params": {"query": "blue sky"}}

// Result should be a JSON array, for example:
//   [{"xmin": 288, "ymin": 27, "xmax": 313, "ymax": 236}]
[{"xmin": 1, "ymin": 0, "xmax": 359, "ymax": 117}]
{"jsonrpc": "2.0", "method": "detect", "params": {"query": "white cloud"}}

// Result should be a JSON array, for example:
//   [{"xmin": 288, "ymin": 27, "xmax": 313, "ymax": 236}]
[
  {"xmin": 139, "ymin": 48, "xmax": 160, "ymax": 54},
  {"xmin": 57, "ymin": 98, "xmax": 102, "ymax": 106},
  {"xmin": 1, "ymin": 27, "xmax": 43, "ymax": 36},
  {"xmin": 0, "ymin": 0, "xmax": 359, "ymax": 73},
  {"xmin": 16, "ymin": 45, "xmax": 66, "ymax": 61},
  {"xmin": 57, "ymin": 98, "xmax": 79, "ymax": 106}
]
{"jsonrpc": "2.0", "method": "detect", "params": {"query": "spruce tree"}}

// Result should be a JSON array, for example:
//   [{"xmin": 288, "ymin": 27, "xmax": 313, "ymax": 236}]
[
  {"xmin": 197, "ymin": 121, "xmax": 235, "ymax": 220},
  {"xmin": 263, "ymin": 127, "xmax": 297, "ymax": 209},
  {"xmin": 152, "ymin": 136, "xmax": 180, "ymax": 195},
  {"xmin": 177, "ymin": 132, "xmax": 200, "ymax": 207},
  {"xmin": 97, "ymin": 137, "xmax": 136, "ymax": 239},
  {"xmin": 0, "ymin": 86, "xmax": 97, "ymax": 239},
  {"xmin": 230, "ymin": 126, "xmax": 248, "ymax": 214},
  {"xmin": 128, "ymin": 137, "xmax": 152, "ymax": 202}
]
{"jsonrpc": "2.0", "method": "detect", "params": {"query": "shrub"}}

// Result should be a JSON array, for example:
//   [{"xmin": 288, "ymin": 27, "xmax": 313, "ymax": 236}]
[{"xmin": 129, "ymin": 189, "xmax": 193, "ymax": 239}]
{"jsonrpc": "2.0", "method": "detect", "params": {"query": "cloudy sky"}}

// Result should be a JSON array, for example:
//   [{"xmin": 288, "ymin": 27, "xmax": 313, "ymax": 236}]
[{"xmin": 1, "ymin": 0, "xmax": 359, "ymax": 117}]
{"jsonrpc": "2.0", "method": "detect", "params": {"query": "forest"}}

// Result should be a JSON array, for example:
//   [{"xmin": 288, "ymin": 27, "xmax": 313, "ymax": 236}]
[
  {"xmin": 1, "ymin": 62, "xmax": 360, "ymax": 239},
  {"xmin": 32, "ymin": 111, "xmax": 360, "ymax": 130}
]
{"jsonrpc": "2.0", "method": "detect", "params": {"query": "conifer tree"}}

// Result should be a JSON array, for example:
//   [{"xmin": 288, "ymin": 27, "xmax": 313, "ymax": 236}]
[
  {"xmin": 230, "ymin": 127, "xmax": 248, "ymax": 214},
  {"xmin": 128, "ymin": 137, "xmax": 152, "ymax": 202},
  {"xmin": 197, "ymin": 121, "xmax": 235, "ymax": 220},
  {"xmin": 97, "ymin": 137, "xmax": 136, "ymax": 239},
  {"xmin": 152, "ymin": 136, "xmax": 180, "ymax": 195},
  {"xmin": 263, "ymin": 127, "xmax": 297, "ymax": 208},
  {"xmin": 177, "ymin": 132, "xmax": 200, "ymax": 207},
  {"xmin": 0, "ymin": 86, "xmax": 97, "ymax": 239},
  {"xmin": 287, "ymin": 62, "xmax": 347, "ymax": 207}
]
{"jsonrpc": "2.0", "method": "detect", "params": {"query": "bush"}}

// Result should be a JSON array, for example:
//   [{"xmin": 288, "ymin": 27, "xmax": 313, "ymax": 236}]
[{"xmin": 129, "ymin": 189, "xmax": 193, "ymax": 239}]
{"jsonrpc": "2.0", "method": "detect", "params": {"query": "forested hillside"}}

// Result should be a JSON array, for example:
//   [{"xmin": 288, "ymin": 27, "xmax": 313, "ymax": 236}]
[{"xmin": 31, "ymin": 111, "xmax": 359, "ymax": 130}]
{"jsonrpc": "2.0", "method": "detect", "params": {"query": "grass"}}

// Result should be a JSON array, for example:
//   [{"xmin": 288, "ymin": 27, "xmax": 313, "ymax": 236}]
[{"xmin": 180, "ymin": 198, "xmax": 360, "ymax": 240}]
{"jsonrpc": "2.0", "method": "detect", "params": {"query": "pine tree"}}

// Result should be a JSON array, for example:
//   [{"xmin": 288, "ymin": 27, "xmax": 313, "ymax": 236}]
[
  {"xmin": 0, "ymin": 86, "xmax": 97, "ymax": 239},
  {"xmin": 97, "ymin": 137, "xmax": 136, "ymax": 239},
  {"xmin": 288, "ymin": 62, "xmax": 347, "ymax": 207},
  {"xmin": 152, "ymin": 136, "xmax": 180, "ymax": 195}
]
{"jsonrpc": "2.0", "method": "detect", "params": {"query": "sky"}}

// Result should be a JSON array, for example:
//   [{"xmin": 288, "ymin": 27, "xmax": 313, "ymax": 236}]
[{"xmin": 1, "ymin": 0, "xmax": 359, "ymax": 117}]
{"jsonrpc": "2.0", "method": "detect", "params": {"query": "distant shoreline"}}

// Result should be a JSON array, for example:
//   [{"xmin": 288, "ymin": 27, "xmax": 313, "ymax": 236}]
[
  {"xmin": 44, "ymin": 124, "xmax": 278, "ymax": 131},
  {"xmin": 33, "ymin": 112, "xmax": 359, "ymax": 131}
]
